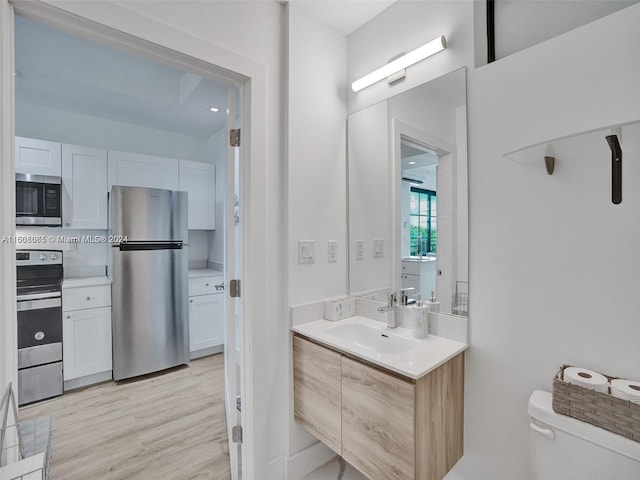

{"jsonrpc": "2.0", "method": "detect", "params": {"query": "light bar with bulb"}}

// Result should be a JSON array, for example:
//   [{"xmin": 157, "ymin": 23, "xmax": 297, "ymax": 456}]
[{"xmin": 351, "ymin": 35, "xmax": 447, "ymax": 93}]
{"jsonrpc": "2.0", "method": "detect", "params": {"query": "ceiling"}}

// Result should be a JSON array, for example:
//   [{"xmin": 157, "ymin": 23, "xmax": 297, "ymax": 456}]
[
  {"xmin": 14, "ymin": 15, "xmax": 230, "ymax": 138},
  {"xmin": 14, "ymin": 3, "xmax": 399, "ymax": 138},
  {"xmin": 292, "ymin": 0, "xmax": 396, "ymax": 36}
]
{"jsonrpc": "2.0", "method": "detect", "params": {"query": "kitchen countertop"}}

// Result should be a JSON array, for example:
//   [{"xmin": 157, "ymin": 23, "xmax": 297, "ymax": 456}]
[
  {"xmin": 292, "ymin": 316, "xmax": 468, "ymax": 380},
  {"xmin": 188, "ymin": 268, "xmax": 223, "ymax": 278},
  {"xmin": 62, "ymin": 276, "xmax": 111, "ymax": 288}
]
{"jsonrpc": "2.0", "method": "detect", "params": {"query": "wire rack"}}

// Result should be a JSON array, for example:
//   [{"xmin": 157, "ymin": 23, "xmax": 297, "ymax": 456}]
[
  {"xmin": 1, "ymin": 383, "xmax": 52, "ymax": 480},
  {"xmin": 452, "ymin": 281, "xmax": 469, "ymax": 317}
]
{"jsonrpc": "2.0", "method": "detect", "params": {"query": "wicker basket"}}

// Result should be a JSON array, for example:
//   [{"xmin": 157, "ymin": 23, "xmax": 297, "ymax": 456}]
[{"xmin": 552, "ymin": 365, "xmax": 640, "ymax": 442}]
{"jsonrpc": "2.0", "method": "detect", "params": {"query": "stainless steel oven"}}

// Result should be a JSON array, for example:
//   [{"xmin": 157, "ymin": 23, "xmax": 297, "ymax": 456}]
[
  {"xmin": 16, "ymin": 250, "xmax": 64, "ymax": 406},
  {"xmin": 16, "ymin": 174, "xmax": 62, "ymax": 226}
]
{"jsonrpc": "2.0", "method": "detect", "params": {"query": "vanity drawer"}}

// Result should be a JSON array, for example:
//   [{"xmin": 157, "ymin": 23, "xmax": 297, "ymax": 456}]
[
  {"xmin": 189, "ymin": 276, "xmax": 224, "ymax": 296},
  {"xmin": 401, "ymin": 261, "xmax": 420, "ymax": 275},
  {"xmin": 63, "ymin": 285, "xmax": 111, "ymax": 311}
]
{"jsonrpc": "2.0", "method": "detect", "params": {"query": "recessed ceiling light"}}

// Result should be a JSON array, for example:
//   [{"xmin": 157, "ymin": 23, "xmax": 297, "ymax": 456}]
[
  {"xmin": 408, "ymin": 161, "xmax": 416, "ymax": 165},
  {"xmin": 209, "ymin": 107, "xmax": 220, "ymax": 112}
]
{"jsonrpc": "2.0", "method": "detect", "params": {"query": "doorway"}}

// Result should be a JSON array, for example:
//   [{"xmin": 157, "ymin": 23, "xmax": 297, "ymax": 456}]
[{"xmin": 2, "ymin": 5, "xmax": 252, "ymax": 479}]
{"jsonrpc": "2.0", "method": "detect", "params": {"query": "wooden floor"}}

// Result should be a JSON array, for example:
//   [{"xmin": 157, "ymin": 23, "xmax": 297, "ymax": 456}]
[{"xmin": 20, "ymin": 354, "xmax": 231, "ymax": 480}]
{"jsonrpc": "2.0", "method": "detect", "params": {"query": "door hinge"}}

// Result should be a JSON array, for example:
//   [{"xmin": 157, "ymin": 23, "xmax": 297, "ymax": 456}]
[
  {"xmin": 232, "ymin": 425, "xmax": 243, "ymax": 443},
  {"xmin": 230, "ymin": 279, "xmax": 241, "ymax": 298},
  {"xmin": 230, "ymin": 128, "xmax": 241, "ymax": 147}
]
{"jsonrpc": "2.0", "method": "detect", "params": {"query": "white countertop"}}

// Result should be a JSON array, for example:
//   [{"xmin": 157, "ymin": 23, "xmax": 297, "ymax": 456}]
[
  {"xmin": 62, "ymin": 276, "xmax": 111, "ymax": 288},
  {"xmin": 402, "ymin": 256, "xmax": 437, "ymax": 262},
  {"xmin": 292, "ymin": 316, "xmax": 468, "ymax": 380},
  {"xmin": 188, "ymin": 268, "xmax": 223, "ymax": 278}
]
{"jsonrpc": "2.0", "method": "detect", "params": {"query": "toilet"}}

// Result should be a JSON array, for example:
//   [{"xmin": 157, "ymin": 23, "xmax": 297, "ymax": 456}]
[{"xmin": 528, "ymin": 390, "xmax": 640, "ymax": 479}]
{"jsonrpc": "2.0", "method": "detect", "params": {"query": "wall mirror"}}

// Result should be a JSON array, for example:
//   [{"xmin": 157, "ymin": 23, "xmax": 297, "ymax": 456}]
[{"xmin": 348, "ymin": 67, "xmax": 468, "ymax": 317}]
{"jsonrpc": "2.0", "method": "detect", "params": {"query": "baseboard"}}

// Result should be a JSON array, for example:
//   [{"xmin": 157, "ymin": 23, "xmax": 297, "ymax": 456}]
[
  {"xmin": 268, "ymin": 455, "xmax": 286, "ymax": 480},
  {"xmin": 64, "ymin": 370, "xmax": 112, "ymax": 391},
  {"xmin": 287, "ymin": 441, "xmax": 337, "ymax": 480},
  {"xmin": 190, "ymin": 344, "xmax": 224, "ymax": 360}
]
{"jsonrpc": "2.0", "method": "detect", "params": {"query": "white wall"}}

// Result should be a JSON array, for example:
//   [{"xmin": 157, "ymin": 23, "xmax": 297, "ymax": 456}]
[
  {"xmin": 288, "ymin": 4, "xmax": 348, "ymax": 305},
  {"xmin": 458, "ymin": 4, "xmax": 640, "ymax": 479},
  {"xmin": 347, "ymin": 100, "xmax": 390, "ymax": 295},
  {"xmin": 286, "ymin": 4, "xmax": 348, "ymax": 475},
  {"xmin": 493, "ymin": 0, "xmax": 638, "ymax": 60},
  {"xmin": 6, "ymin": 1, "xmax": 286, "ymax": 477}
]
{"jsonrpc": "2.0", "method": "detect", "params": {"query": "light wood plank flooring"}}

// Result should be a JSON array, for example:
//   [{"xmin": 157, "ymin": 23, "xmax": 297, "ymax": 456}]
[{"xmin": 20, "ymin": 354, "xmax": 231, "ymax": 480}]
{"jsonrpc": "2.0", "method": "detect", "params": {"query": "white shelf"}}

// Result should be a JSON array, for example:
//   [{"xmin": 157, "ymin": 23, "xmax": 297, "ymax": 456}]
[{"xmin": 504, "ymin": 120, "xmax": 640, "ymax": 164}]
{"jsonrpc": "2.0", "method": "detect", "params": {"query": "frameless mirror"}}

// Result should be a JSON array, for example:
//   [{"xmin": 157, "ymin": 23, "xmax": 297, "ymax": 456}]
[{"xmin": 348, "ymin": 67, "xmax": 468, "ymax": 317}]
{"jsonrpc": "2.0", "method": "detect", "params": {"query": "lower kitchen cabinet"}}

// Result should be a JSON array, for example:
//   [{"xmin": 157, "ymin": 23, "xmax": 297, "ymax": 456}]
[
  {"xmin": 189, "ymin": 293, "xmax": 224, "ymax": 352},
  {"xmin": 62, "ymin": 279, "xmax": 112, "ymax": 386},
  {"xmin": 188, "ymin": 272, "xmax": 225, "ymax": 356},
  {"xmin": 63, "ymin": 306, "xmax": 112, "ymax": 380},
  {"xmin": 293, "ymin": 334, "xmax": 464, "ymax": 480}
]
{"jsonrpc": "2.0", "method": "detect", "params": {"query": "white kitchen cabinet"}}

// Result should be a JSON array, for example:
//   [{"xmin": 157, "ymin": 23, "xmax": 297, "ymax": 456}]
[
  {"xmin": 62, "ymin": 279, "xmax": 112, "ymax": 385},
  {"xmin": 107, "ymin": 150, "xmax": 179, "ymax": 191},
  {"xmin": 61, "ymin": 144, "xmax": 108, "ymax": 229},
  {"xmin": 188, "ymin": 273, "xmax": 224, "ymax": 356},
  {"xmin": 15, "ymin": 137, "xmax": 62, "ymax": 176},
  {"xmin": 179, "ymin": 160, "xmax": 216, "ymax": 230},
  {"xmin": 189, "ymin": 293, "xmax": 224, "ymax": 352}
]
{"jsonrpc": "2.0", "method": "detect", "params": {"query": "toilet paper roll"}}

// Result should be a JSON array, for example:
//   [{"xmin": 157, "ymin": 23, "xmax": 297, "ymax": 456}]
[
  {"xmin": 563, "ymin": 367, "xmax": 609, "ymax": 393},
  {"xmin": 610, "ymin": 379, "xmax": 640, "ymax": 404}
]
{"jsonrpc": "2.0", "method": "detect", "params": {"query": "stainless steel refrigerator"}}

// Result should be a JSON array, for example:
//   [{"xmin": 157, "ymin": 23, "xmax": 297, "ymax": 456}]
[{"xmin": 110, "ymin": 185, "xmax": 189, "ymax": 381}]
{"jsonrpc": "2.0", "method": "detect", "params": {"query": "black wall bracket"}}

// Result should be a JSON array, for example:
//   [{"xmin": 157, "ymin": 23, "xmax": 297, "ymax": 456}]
[{"xmin": 606, "ymin": 134, "xmax": 622, "ymax": 205}]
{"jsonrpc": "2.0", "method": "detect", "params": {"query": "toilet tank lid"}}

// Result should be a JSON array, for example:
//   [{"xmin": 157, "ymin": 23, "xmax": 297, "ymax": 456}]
[{"xmin": 528, "ymin": 390, "xmax": 640, "ymax": 462}]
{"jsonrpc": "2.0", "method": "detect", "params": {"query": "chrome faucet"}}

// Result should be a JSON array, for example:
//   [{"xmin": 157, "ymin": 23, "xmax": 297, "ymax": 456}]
[{"xmin": 377, "ymin": 292, "xmax": 397, "ymax": 328}]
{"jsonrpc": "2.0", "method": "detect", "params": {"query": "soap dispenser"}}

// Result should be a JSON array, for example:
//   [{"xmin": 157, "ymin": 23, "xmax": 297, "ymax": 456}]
[
  {"xmin": 426, "ymin": 289, "xmax": 440, "ymax": 313},
  {"xmin": 412, "ymin": 293, "xmax": 429, "ymax": 339}
]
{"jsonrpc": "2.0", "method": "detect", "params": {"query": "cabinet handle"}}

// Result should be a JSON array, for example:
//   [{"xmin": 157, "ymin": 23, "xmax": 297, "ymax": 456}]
[
  {"xmin": 205, "ymin": 283, "xmax": 210, "ymax": 287},
  {"xmin": 215, "ymin": 283, "xmax": 225, "ymax": 292},
  {"xmin": 86, "ymin": 296, "xmax": 91, "ymax": 300},
  {"xmin": 190, "ymin": 299, "xmax": 193, "ymax": 303},
  {"xmin": 66, "ymin": 315, "xmax": 71, "ymax": 319},
  {"xmin": 65, "ymin": 222, "xmax": 70, "ymax": 227}
]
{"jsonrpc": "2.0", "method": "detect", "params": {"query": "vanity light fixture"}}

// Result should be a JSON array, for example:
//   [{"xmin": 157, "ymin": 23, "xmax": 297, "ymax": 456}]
[{"xmin": 351, "ymin": 35, "xmax": 447, "ymax": 93}]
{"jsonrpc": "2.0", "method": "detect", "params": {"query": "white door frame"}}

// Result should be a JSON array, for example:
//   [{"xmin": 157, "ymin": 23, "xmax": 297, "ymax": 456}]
[{"xmin": 0, "ymin": 1, "xmax": 269, "ymax": 476}]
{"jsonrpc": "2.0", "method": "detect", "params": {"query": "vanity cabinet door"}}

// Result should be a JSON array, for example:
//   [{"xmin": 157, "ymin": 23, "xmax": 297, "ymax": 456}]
[
  {"xmin": 293, "ymin": 336, "xmax": 342, "ymax": 454},
  {"xmin": 341, "ymin": 356, "xmax": 415, "ymax": 480}
]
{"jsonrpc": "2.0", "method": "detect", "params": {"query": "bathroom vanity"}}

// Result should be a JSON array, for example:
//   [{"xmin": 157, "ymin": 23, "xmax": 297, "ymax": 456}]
[{"xmin": 292, "ymin": 317, "xmax": 466, "ymax": 480}]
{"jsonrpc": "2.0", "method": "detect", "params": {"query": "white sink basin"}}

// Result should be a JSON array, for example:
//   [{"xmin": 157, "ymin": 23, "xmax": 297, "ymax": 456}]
[{"xmin": 326, "ymin": 322, "xmax": 416, "ymax": 355}]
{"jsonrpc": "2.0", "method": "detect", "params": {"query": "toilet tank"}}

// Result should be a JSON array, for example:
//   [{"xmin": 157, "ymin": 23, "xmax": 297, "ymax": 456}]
[{"xmin": 528, "ymin": 390, "xmax": 640, "ymax": 480}]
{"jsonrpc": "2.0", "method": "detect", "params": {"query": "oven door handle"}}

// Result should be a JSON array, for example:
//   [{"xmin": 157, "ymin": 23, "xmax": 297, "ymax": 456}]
[
  {"xmin": 17, "ymin": 297, "xmax": 62, "ymax": 312},
  {"xmin": 16, "ymin": 291, "xmax": 61, "ymax": 301}
]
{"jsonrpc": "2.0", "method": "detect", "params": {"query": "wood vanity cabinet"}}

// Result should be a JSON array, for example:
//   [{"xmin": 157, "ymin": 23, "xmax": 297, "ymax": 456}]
[
  {"xmin": 292, "ymin": 335, "xmax": 342, "ymax": 454},
  {"xmin": 293, "ymin": 334, "xmax": 464, "ymax": 480}
]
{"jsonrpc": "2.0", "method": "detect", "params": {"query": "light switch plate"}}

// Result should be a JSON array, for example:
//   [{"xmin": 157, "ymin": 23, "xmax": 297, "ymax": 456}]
[
  {"xmin": 298, "ymin": 240, "xmax": 315, "ymax": 264},
  {"xmin": 355, "ymin": 240, "xmax": 364, "ymax": 261},
  {"xmin": 328, "ymin": 240, "xmax": 337, "ymax": 263},
  {"xmin": 373, "ymin": 238, "xmax": 384, "ymax": 258}
]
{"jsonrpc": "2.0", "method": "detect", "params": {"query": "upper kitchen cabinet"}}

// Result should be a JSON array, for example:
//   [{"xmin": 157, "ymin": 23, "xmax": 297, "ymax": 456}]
[
  {"xmin": 179, "ymin": 160, "xmax": 216, "ymax": 230},
  {"xmin": 15, "ymin": 137, "xmax": 61, "ymax": 176},
  {"xmin": 108, "ymin": 151, "xmax": 180, "ymax": 192},
  {"xmin": 62, "ymin": 144, "xmax": 108, "ymax": 229}
]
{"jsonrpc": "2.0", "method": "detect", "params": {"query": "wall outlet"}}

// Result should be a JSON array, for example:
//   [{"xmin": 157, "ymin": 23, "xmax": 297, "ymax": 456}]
[
  {"xmin": 373, "ymin": 238, "xmax": 384, "ymax": 258},
  {"xmin": 324, "ymin": 298, "xmax": 356, "ymax": 321},
  {"xmin": 328, "ymin": 240, "xmax": 337, "ymax": 263},
  {"xmin": 355, "ymin": 240, "xmax": 364, "ymax": 261},
  {"xmin": 298, "ymin": 240, "xmax": 315, "ymax": 264}
]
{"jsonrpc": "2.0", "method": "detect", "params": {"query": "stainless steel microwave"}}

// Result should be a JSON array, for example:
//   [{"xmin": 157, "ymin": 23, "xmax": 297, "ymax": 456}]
[{"xmin": 16, "ymin": 173, "xmax": 62, "ymax": 226}]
